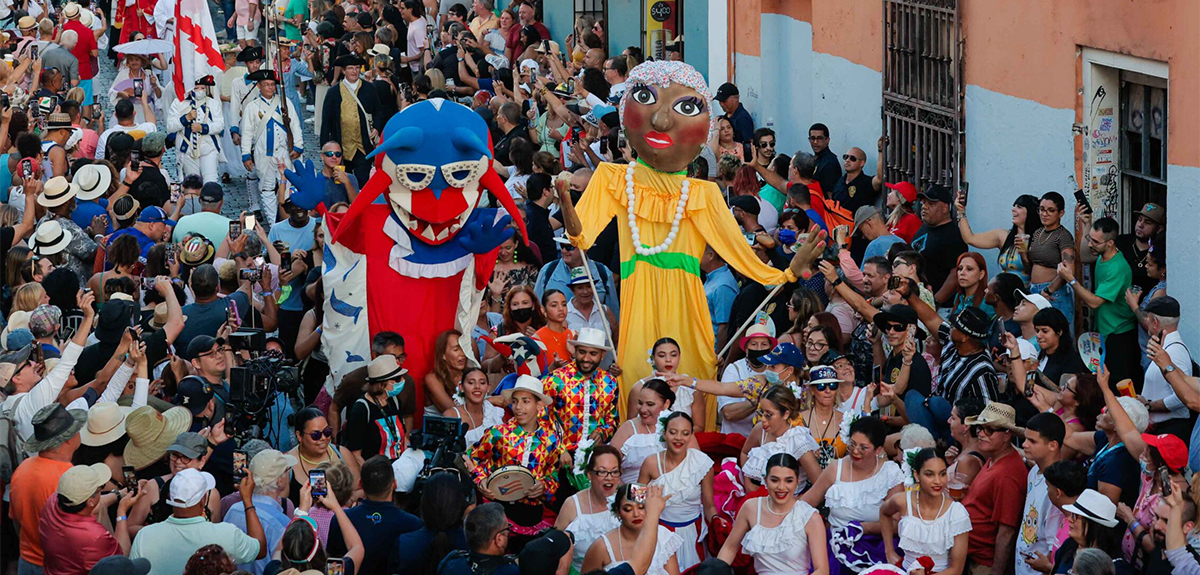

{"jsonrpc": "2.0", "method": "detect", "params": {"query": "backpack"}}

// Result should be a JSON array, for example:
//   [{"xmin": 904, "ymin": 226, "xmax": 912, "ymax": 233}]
[
  {"xmin": 437, "ymin": 550, "xmax": 516, "ymax": 575},
  {"xmin": 0, "ymin": 395, "xmax": 28, "ymax": 484}
]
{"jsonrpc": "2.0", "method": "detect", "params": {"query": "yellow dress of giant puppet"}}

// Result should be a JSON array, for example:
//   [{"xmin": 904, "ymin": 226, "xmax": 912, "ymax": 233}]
[{"xmin": 561, "ymin": 61, "xmax": 821, "ymax": 421}]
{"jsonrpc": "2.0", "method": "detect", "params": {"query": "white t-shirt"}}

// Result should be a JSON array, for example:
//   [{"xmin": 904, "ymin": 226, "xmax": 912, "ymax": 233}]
[
  {"xmin": 96, "ymin": 123, "xmax": 159, "ymax": 160},
  {"xmin": 406, "ymin": 16, "xmax": 428, "ymax": 72},
  {"xmin": 1014, "ymin": 466, "xmax": 1066, "ymax": 575},
  {"xmin": 719, "ymin": 359, "xmax": 761, "ymax": 436}
]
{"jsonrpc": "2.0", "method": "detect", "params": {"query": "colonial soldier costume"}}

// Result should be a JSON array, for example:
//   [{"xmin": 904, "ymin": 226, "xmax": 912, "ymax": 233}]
[
  {"xmin": 228, "ymin": 46, "xmax": 265, "ymax": 152},
  {"xmin": 319, "ymin": 54, "xmax": 381, "ymax": 186},
  {"xmin": 168, "ymin": 75, "xmax": 225, "ymax": 183},
  {"xmin": 240, "ymin": 69, "xmax": 303, "ymax": 226}
]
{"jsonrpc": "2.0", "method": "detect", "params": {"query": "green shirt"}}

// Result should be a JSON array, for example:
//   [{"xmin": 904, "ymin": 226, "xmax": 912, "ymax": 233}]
[
  {"xmin": 130, "ymin": 515, "xmax": 261, "ymax": 575},
  {"xmin": 760, "ymin": 184, "xmax": 787, "ymax": 212},
  {"xmin": 283, "ymin": 0, "xmax": 308, "ymax": 41},
  {"xmin": 1093, "ymin": 251, "xmax": 1136, "ymax": 335}
]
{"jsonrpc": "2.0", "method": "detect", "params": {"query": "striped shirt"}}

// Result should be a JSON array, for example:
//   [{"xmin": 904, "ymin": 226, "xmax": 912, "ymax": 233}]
[{"xmin": 935, "ymin": 324, "xmax": 999, "ymax": 404}]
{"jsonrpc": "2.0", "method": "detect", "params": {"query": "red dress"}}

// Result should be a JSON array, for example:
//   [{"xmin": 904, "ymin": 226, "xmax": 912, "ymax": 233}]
[{"xmin": 116, "ymin": 0, "xmax": 158, "ymax": 44}]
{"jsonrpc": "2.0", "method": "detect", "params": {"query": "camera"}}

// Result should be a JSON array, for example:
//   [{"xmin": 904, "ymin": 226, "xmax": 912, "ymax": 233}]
[
  {"xmin": 239, "ymin": 268, "xmax": 262, "ymax": 282},
  {"xmin": 409, "ymin": 415, "xmax": 468, "ymax": 494},
  {"xmin": 142, "ymin": 277, "xmax": 157, "ymax": 290}
]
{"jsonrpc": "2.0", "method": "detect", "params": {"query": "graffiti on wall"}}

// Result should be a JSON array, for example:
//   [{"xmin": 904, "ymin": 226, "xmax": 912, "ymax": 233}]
[{"xmin": 1088, "ymin": 82, "xmax": 1119, "ymax": 218}]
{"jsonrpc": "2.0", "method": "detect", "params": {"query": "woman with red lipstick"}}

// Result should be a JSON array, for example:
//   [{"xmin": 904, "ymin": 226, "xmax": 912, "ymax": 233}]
[
  {"xmin": 880, "ymin": 448, "xmax": 972, "ymax": 575},
  {"xmin": 556, "ymin": 445, "xmax": 623, "ymax": 575},
  {"xmin": 628, "ymin": 337, "xmax": 704, "ymax": 432},
  {"xmin": 718, "ymin": 453, "xmax": 829, "ymax": 575},
  {"xmin": 611, "ymin": 379, "xmax": 674, "ymax": 484},
  {"xmin": 444, "ymin": 367, "xmax": 504, "ymax": 445},
  {"xmin": 583, "ymin": 483, "xmax": 684, "ymax": 575},
  {"xmin": 803, "ymin": 416, "xmax": 906, "ymax": 573},
  {"xmin": 640, "ymin": 411, "xmax": 716, "ymax": 572}
]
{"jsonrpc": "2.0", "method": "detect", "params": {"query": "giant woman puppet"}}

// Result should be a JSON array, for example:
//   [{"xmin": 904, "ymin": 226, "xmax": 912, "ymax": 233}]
[{"xmin": 558, "ymin": 62, "xmax": 824, "ymax": 420}]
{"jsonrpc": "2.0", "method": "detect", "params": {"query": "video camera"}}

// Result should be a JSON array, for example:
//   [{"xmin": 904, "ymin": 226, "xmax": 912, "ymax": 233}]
[
  {"xmin": 225, "ymin": 328, "xmax": 302, "ymax": 443},
  {"xmin": 409, "ymin": 415, "xmax": 468, "ymax": 495}
]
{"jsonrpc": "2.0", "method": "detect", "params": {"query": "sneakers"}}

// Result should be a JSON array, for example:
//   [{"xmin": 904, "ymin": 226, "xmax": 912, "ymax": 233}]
[
  {"xmin": 303, "ymin": 118, "xmax": 314, "ymax": 124},
  {"xmin": 305, "ymin": 105, "xmax": 314, "ymax": 112}
]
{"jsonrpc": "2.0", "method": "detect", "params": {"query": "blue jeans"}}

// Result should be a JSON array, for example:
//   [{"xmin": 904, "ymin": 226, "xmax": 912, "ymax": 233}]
[
  {"xmin": 905, "ymin": 390, "xmax": 953, "ymax": 441},
  {"xmin": 220, "ymin": 0, "xmax": 236, "ymax": 39},
  {"xmin": 18, "ymin": 559, "xmax": 44, "ymax": 575},
  {"xmin": 1030, "ymin": 279, "xmax": 1074, "ymax": 337}
]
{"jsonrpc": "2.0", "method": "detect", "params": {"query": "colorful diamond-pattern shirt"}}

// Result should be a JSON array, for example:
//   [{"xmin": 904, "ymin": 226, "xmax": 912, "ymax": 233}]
[
  {"xmin": 543, "ymin": 363, "xmax": 619, "ymax": 452},
  {"xmin": 468, "ymin": 416, "xmax": 563, "ymax": 505}
]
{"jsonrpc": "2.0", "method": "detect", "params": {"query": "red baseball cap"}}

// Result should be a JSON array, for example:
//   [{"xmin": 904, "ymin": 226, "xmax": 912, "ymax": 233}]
[
  {"xmin": 1142, "ymin": 433, "xmax": 1188, "ymax": 472},
  {"xmin": 885, "ymin": 181, "xmax": 918, "ymax": 204}
]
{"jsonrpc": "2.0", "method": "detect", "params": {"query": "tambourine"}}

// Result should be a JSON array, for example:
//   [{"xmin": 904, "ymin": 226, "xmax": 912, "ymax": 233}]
[{"xmin": 485, "ymin": 465, "xmax": 536, "ymax": 502}]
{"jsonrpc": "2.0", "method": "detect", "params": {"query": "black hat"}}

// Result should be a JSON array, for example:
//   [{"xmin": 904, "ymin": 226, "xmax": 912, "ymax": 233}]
[
  {"xmin": 873, "ymin": 304, "xmax": 927, "ymax": 339},
  {"xmin": 918, "ymin": 183, "xmax": 953, "ymax": 204},
  {"xmin": 186, "ymin": 335, "xmax": 220, "ymax": 360},
  {"xmin": 334, "ymin": 54, "xmax": 366, "ymax": 68},
  {"xmin": 24, "ymin": 403, "xmax": 87, "ymax": 452},
  {"xmin": 731, "ymin": 195, "xmax": 760, "ymax": 216},
  {"xmin": 1144, "ymin": 295, "xmax": 1180, "ymax": 318},
  {"xmin": 195, "ymin": 75, "xmax": 216, "ymax": 86},
  {"xmin": 246, "ymin": 69, "xmax": 277, "ymax": 83},
  {"xmin": 820, "ymin": 349, "xmax": 847, "ymax": 365},
  {"xmin": 236, "ymin": 46, "xmax": 264, "ymax": 62},
  {"xmin": 517, "ymin": 529, "xmax": 572, "ymax": 575},
  {"xmin": 949, "ymin": 306, "xmax": 991, "ymax": 341},
  {"xmin": 715, "ymin": 82, "xmax": 738, "ymax": 102},
  {"xmin": 95, "ymin": 300, "xmax": 135, "ymax": 344},
  {"xmin": 173, "ymin": 376, "xmax": 215, "ymax": 416},
  {"xmin": 199, "ymin": 182, "xmax": 224, "ymax": 203}
]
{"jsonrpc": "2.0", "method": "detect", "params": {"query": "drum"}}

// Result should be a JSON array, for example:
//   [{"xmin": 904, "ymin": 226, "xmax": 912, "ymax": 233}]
[{"xmin": 486, "ymin": 465, "xmax": 536, "ymax": 502}]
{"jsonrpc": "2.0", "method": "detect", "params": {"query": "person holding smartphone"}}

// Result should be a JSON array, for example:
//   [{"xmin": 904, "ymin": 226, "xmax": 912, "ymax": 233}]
[{"xmin": 279, "ymin": 481, "xmax": 366, "ymax": 575}]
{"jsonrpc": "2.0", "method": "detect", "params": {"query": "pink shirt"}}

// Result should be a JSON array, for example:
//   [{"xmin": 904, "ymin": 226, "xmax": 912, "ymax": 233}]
[
  {"xmin": 236, "ymin": 0, "xmax": 260, "ymax": 27},
  {"xmin": 39, "ymin": 494, "xmax": 121, "ymax": 575},
  {"xmin": 73, "ymin": 124, "xmax": 98, "ymax": 159}
]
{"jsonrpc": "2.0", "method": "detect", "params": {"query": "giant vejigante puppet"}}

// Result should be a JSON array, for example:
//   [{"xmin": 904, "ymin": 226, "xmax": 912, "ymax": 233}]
[
  {"xmin": 286, "ymin": 99, "xmax": 526, "ymax": 424},
  {"xmin": 558, "ymin": 61, "xmax": 824, "ymax": 420}
]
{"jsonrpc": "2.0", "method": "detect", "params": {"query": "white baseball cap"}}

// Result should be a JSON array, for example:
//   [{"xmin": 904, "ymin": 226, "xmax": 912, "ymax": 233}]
[
  {"xmin": 167, "ymin": 468, "xmax": 216, "ymax": 507},
  {"xmin": 1013, "ymin": 338, "xmax": 1038, "ymax": 361},
  {"xmin": 1015, "ymin": 289, "xmax": 1051, "ymax": 311}
]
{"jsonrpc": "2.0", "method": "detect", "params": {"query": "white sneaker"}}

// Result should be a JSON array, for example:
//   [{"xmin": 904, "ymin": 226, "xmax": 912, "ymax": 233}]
[
  {"xmin": 304, "ymin": 118, "xmax": 314, "ymax": 124},
  {"xmin": 305, "ymin": 105, "xmax": 314, "ymax": 112}
]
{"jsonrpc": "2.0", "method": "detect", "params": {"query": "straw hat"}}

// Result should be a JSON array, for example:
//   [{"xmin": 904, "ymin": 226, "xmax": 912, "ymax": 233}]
[
  {"xmin": 37, "ymin": 176, "xmax": 75, "ymax": 208},
  {"xmin": 30, "ymin": 220, "xmax": 73, "ymax": 256},
  {"xmin": 964, "ymin": 401, "xmax": 1023, "ymax": 434},
  {"xmin": 80, "ymin": 401, "xmax": 134, "ymax": 446},
  {"xmin": 72, "ymin": 164, "xmax": 112, "ymax": 201},
  {"xmin": 123, "ymin": 406, "xmax": 193, "ymax": 470},
  {"xmin": 366, "ymin": 354, "xmax": 406, "ymax": 382},
  {"xmin": 501, "ymin": 374, "xmax": 550, "ymax": 404},
  {"xmin": 567, "ymin": 327, "xmax": 612, "ymax": 352}
]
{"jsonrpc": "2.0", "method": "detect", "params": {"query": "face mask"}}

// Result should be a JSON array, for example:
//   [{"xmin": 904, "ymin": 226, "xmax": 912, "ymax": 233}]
[
  {"xmin": 1140, "ymin": 460, "xmax": 1152, "ymax": 476},
  {"xmin": 511, "ymin": 307, "xmax": 534, "ymax": 323},
  {"xmin": 192, "ymin": 89, "xmax": 208, "ymax": 102},
  {"xmin": 778, "ymin": 228, "xmax": 797, "ymax": 246},
  {"xmin": 746, "ymin": 348, "xmax": 770, "ymax": 367},
  {"xmin": 387, "ymin": 380, "xmax": 405, "ymax": 398},
  {"xmin": 763, "ymin": 369, "xmax": 781, "ymax": 384}
]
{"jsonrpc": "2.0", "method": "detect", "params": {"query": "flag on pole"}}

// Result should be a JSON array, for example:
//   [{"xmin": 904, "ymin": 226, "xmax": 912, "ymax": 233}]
[{"xmin": 173, "ymin": 0, "xmax": 225, "ymax": 101}]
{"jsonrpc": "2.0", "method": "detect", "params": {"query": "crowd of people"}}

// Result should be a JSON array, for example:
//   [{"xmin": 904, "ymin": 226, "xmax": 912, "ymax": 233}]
[{"xmin": 0, "ymin": 1, "xmax": 1194, "ymax": 575}]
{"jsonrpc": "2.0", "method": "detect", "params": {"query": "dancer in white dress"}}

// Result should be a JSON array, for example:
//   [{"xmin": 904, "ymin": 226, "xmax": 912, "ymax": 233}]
[
  {"xmin": 739, "ymin": 385, "xmax": 823, "ymax": 491},
  {"xmin": 611, "ymin": 379, "xmax": 674, "ymax": 484},
  {"xmin": 640, "ymin": 412, "xmax": 716, "ymax": 572},
  {"xmin": 583, "ymin": 484, "xmax": 683, "ymax": 575},
  {"xmin": 555, "ymin": 445, "xmax": 623, "ymax": 575},
  {"xmin": 804, "ymin": 416, "xmax": 906, "ymax": 573},
  {"xmin": 718, "ymin": 453, "xmax": 829, "ymax": 575},
  {"xmin": 627, "ymin": 338, "xmax": 704, "ymax": 431},
  {"xmin": 881, "ymin": 448, "xmax": 972, "ymax": 574},
  {"xmin": 444, "ymin": 367, "xmax": 505, "ymax": 445}
]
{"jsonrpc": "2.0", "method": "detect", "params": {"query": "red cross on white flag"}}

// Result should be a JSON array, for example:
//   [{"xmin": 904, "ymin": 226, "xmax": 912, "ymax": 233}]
[{"xmin": 172, "ymin": 0, "xmax": 225, "ymax": 101}]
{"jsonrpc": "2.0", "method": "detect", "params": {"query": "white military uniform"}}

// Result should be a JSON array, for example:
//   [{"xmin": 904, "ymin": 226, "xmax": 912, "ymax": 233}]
[
  {"xmin": 167, "ymin": 89, "xmax": 224, "ymax": 183},
  {"xmin": 227, "ymin": 72, "xmax": 261, "ymax": 146},
  {"xmin": 240, "ymin": 92, "xmax": 303, "ymax": 226}
]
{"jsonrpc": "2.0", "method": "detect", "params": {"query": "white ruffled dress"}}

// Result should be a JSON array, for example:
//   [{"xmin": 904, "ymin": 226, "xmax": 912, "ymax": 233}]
[
  {"xmin": 742, "ymin": 425, "xmax": 819, "ymax": 484},
  {"xmin": 462, "ymin": 401, "xmax": 506, "ymax": 447},
  {"xmin": 565, "ymin": 494, "xmax": 621, "ymax": 574},
  {"xmin": 619, "ymin": 418, "xmax": 665, "ymax": 484},
  {"xmin": 601, "ymin": 525, "xmax": 683, "ymax": 575},
  {"xmin": 650, "ymin": 449, "xmax": 715, "ymax": 572},
  {"xmin": 741, "ymin": 499, "xmax": 819, "ymax": 575},
  {"xmin": 898, "ymin": 492, "xmax": 972, "ymax": 572},
  {"xmin": 826, "ymin": 459, "xmax": 906, "ymax": 529}
]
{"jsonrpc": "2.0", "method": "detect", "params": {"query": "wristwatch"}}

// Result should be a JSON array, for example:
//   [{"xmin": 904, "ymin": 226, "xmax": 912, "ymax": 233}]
[{"xmin": 1164, "ymin": 364, "xmax": 1177, "ymax": 374}]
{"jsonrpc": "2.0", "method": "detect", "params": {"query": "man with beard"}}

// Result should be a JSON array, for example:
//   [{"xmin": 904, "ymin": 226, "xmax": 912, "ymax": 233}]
[
  {"xmin": 1160, "ymin": 488, "xmax": 1200, "ymax": 574},
  {"xmin": 1079, "ymin": 201, "xmax": 1164, "ymax": 294},
  {"xmin": 541, "ymin": 328, "xmax": 621, "ymax": 478}
]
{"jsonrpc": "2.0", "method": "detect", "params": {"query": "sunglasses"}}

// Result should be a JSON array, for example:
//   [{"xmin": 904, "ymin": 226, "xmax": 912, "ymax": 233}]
[
  {"xmin": 559, "ymin": 243, "xmax": 576, "ymax": 252},
  {"xmin": 842, "ymin": 154, "xmax": 860, "ymax": 162},
  {"xmin": 812, "ymin": 381, "xmax": 840, "ymax": 391},
  {"xmin": 322, "ymin": 151, "xmax": 343, "ymax": 158},
  {"xmin": 757, "ymin": 140, "xmax": 776, "ymax": 148},
  {"xmin": 882, "ymin": 323, "xmax": 907, "ymax": 333},
  {"xmin": 975, "ymin": 426, "xmax": 1006, "ymax": 437},
  {"xmin": 306, "ymin": 427, "xmax": 334, "ymax": 441}
]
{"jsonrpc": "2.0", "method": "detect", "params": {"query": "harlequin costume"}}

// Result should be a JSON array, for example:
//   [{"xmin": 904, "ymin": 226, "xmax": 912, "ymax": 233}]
[
  {"xmin": 542, "ymin": 362, "xmax": 620, "ymax": 452},
  {"xmin": 568, "ymin": 62, "xmax": 802, "ymax": 423},
  {"xmin": 468, "ymin": 415, "xmax": 563, "ymax": 536},
  {"xmin": 286, "ymin": 98, "xmax": 528, "ymax": 427}
]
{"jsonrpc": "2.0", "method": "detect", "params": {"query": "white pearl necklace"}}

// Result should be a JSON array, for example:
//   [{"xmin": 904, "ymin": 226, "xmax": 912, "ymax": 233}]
[{"xmin": 625, "ymin": 161, "xmax": 689, "ymax": 256}]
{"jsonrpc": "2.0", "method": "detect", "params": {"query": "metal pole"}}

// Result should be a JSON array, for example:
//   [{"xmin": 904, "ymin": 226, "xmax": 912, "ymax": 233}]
[
  {"xmin": 576, "ymin": 249, "xmax": 617, "ymax": 362},
  {"xmin": 716, "ymin": 283, "xmax": 784, "ymax": 361}
]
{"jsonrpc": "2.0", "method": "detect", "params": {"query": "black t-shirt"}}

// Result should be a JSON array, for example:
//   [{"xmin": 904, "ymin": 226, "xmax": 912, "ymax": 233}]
[
  {"xmin": 75, "ymin": 340, "xmax": 120, "ymax": 385},
  {"xmin": 911, "ymin": 221, "xmax": 968, "ymax": 299},
  {"xmin": 373, "ymin": 77, "xmax": 399, "ymax": 122},
  {"xmin": 884, "ymin": 349, "xmax": 932, "ymax": 398},
  {"xmin": 343, "ymin": 394, "xmax": 407, "ymax": 460},
  {"xmin": 430, "ymin": 45, "xmax": 461, "ymax": 84},
  {"xmin": 813, "ymin": 148, "xmax": 841, "ymax": 199},
  {"xmin": 831, "ymin": 172, "xmax": 879, "ymax": 213},
  {"xmin": 129, "ymin": 162, "xmax": 170, "ymax": 207},
  {"xmin": 492, "ymin": 125, "xmax": 530, "ymax": 166},
  {"xmin": 524, "ymin": 201, "xmax": 555, "ymax": 265},
  {"xmin": 327, "ymin": 500, "xmax": 421, "ymax": 575},
  {"xmin": 1115, "ymin": 234, "xmax": 1157, "ymax": 294}
]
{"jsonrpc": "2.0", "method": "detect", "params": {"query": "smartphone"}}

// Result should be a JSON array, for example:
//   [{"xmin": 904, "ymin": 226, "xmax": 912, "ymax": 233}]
[
  {"xmin": 1160, "ymin": 467, "xmax": 1173, "ymax": 497},
  {"xmin": 887, "ymin": 275, "xmax": 903, "ymax": 291},
  {"xmin": 280, "ymin": 252, "xmax": 292, "ymax": 273},
  {"xmin": 1, "ymin": 93, "xmax": 9, "ymax": 110},
  {"xmin": 571, "ymin": 128, "xmax": 581, "ymax": 144},
  {"xmin": 82, "ymin": 287, "xmax": 93, "ymax": 294},
  {"xmin": 245, "ymin": 214, "xmax": 256, "ymax": 231},
  {"xmin": 629, "ymin": 483, "xmax": 647, "ymax": 504},
  {"xmin": 1074, "ymin": 189, "xmax": 1092, "ymax": 215},
  {"xmin": 873, "ymin": 365, "xmax": 884, "ymax": 384},
  {"xmin": 229, "ymin": 221, "xmax": 242, "ymax": 238},
  {"xmin": 28, "ymin": 44, "xmax": 37, "ymax": 61},
  {"xmin": 326, "ymin": 558, "xmax": 344, "ymax": 575},
  {"xmin": 169, "ymin": 183, "xmax": 181, "ymax": 203},
  {"xmin": 130, "ymin": 149, "xmax": 141, "ymax": 167},
  {"xmin": 142, "ymin": 277, "xmax": 156, "ymax": 291},
  {"xmin": 309, "ymin": 470, "xmax": 327, "ymax": 497},
  {"xmin": 226, "ymin": 300, "xmax": 240, "ymax": 326},
  {"xmin": 233, "ymin": 450, "xmax": 247, "ymax": 478},
  {"xmin": 133, "ymin": 78, "xmax": 143, "ymax": 97},
  {"xmin": 165, "ymin": 243, "xmax": 177, "ymax": 266},
  {"xmin": 19, "ymin": 158, "xmax": 32, "ymax": 179},
  {"xmin": 958, "ymin": 182, "xmax": 969, "ymax": 206},
  {"xmin": 122, "ymin": 465, "xmax": 137, "ymax": 493},
  {"xmin": 239, "ymin": 268, "xmax": 261, "ymax": 281}
]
